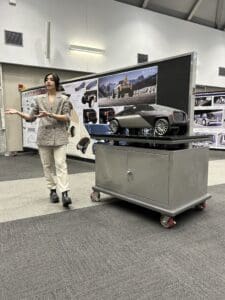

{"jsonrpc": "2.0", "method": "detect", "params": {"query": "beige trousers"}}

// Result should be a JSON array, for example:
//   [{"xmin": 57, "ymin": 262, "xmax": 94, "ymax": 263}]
[{"xmin": 38, "ymin": 145, "xmax": 69, "ymax": 193}]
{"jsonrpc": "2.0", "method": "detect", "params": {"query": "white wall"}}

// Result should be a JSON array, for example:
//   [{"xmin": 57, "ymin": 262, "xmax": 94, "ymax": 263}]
[
  {"xmin": 0, "ymin": 0, "xmax": 224, "ymax": 87},
  {"xmin": 2, "ymin": 64, "xmax": 86, "ymax": 152}
]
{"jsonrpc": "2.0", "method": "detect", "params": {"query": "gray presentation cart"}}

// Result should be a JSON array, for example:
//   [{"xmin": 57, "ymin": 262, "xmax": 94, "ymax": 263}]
[{"xmin": 90, "ymin": 135, "xmax": 211, "ymax": 228}]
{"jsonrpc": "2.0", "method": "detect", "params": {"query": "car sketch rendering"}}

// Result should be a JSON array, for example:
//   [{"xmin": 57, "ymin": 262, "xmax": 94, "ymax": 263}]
[
  {"xmin": 195, "ymin": 97, "xmax": 212, "ymax": 106},
  {"xmin": 76, "ymin": 137, "xmax": 90, "ymax": 154},
  {"xmin": 85, "ymin": 124, "xmax": 110, "ymax": 135},
  {"xmin": 81, "ymin": 90, "xmax": 97, "ymax": 107},
  {"xmin": 86, "ymin": 80, "xmax": 97, "ymax": 90},
  {"xmin": 196, "ymin": 112, "xmax": 222, "ymax": 126},
  {"xmin": 109, "ymin": 104, "xmax": 188, "ymax": 136},
  {"xmin": 112, "ymin": 76, "xmax": 134, "ymax": 98},
  {"xmin": 219, "ymin": 133, "xmax": 225, "ymax": 145},
  {"xmin": 214, "ymin": 96, "xmax": 225, "ymax": 104},
  {"xmin": 75, "ymin": 81, "xmax": 85, "ymax": 91},
  {"xmin": 99, "ymin": 108, "xmax": 115, "ymax": 124},
  {"xmin": 83, "ymin": 109, "xmax": 97, "ymax": 124},
  {"xmin": 201, "ymin": 113, "xmax": 218, "ymax": 126}
]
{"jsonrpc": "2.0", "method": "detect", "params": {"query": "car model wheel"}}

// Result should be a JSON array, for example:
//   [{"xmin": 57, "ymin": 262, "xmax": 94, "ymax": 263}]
[
  {"xmin": 154, "ymin": 118, "xmax": 169, "ymax": 136},
  {"xmin": 109, "ymin": 119, "xmax": 120, "ymax": 134}
]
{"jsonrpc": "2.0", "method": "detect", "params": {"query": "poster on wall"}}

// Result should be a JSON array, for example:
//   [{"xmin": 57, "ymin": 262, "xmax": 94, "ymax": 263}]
[
  {"xmin": 62, "ymin": 65, "xmax": 158, "ymax": 159},
  {"xmin": 62, "ymin": 78, "xmax": 99, "ymax": 160},
  {"xmin": 98, "ymin": 65, "xmax": 158, "ymax": 107},
  {"xmin": 193, "ymin": 92, "xmax": 225, "ymax": 149},
  {"xmin": 22, "ymin": 88, "xmax": 46, "ymax": 149}
]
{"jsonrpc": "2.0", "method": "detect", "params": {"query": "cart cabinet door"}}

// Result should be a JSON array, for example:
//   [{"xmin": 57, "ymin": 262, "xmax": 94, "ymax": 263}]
[
  {"xmin": 96, "ymin": 145, "xmax": 128, "ymax": 194},
  {"xmin": 168, "ymin": 148, "xmax": 209, "ymax": 208},
  {"xmin": 127, "ymin": 150, "xmax": 169, "ymax": 206}
]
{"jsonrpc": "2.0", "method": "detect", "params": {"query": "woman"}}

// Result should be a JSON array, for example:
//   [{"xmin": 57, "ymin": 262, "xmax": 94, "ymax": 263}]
[{"xmin": 5, "ymin": 73, "xmax": 72, "ymax": 207}]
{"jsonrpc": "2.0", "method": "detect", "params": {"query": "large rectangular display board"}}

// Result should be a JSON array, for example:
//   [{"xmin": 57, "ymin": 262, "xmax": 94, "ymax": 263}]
[
  {"xmin": 22, "ymin": 52, "xmax": 196, "ymax": 159},
  {"xmin": 193, "ymin": 91, "xmax": 225, "ymax": 149}
]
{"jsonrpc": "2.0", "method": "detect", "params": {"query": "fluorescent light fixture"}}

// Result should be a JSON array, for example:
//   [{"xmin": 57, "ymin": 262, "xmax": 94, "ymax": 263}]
[{"xmin": 69, "ymin": 44, "xmax": 105, "ymax": 54}]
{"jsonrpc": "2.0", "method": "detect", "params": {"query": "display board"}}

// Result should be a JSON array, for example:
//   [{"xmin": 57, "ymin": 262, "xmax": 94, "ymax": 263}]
[
  {"xmin": 194, "ymin": 91, "xmax": 225, "ymax": 149},
  {"xmin": 62, "ymin": 65, "xmax": 158, "ymax": 159},
  {"xmin": 22, "ymin": 87, "xmax": 46, "ymax": 149},
  {"xmin": 22, "ymin": 52, "xmax": 196, "ymax": 159}
]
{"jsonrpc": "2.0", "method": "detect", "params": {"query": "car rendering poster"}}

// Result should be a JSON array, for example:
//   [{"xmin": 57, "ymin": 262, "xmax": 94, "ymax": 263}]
[
  {"xmin": 62, "ymin": 65, "xmax": 159, "ymax": 159},
  {"xmin": 194, "ymin": 92, "xmax": 225, "ymax": 149},
  {"xmin": 98, "ymin": 65, "xmax": 158, "ymax": 107}
]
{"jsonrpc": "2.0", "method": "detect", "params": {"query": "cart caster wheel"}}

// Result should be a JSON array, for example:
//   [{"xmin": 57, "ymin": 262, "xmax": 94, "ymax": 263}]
[
  {"xmin": 90, "ymin": 191, "xmax": 100, "ymax": 202},
  {"xmin": 195, "ymin": 201, "xmax": 207, "ymax": 211},
  {"xmin": 160, "ymin": 215, "xmax": 176, "ymax": 229}
]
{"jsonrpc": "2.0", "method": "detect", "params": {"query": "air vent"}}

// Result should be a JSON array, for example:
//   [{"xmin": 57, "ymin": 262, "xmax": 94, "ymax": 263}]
[
  {"xmin": 137, "ymin": 53, "xmax": 148, "ymax": 63},
  {"xmin": 219, "ymin": 67, "xmax": 225, "ymax": 77},
  {"xmin": 5, "ymin": 30, "xmax": 23, "ymax": 46}
]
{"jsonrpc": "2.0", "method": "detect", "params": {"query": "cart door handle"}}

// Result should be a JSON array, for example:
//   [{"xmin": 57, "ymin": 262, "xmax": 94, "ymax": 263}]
[
  {"xmin": 127, "ymin": 170, "xmax": 134, "ymax": 182},
  {"xmin": 127, "ymin": 170, "xmax": 133, "ymax": 176}
]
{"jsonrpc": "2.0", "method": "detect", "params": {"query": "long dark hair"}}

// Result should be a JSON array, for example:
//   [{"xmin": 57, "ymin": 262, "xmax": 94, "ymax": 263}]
[{"xmin": 44, "ymin": 73, "xmax": 60, "ymax": 91}]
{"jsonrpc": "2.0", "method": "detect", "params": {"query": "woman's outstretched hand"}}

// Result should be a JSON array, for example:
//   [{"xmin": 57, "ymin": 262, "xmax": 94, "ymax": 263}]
[{"xmin": 5, "ymin": 109, "xmax": 18, "ymax": 114}]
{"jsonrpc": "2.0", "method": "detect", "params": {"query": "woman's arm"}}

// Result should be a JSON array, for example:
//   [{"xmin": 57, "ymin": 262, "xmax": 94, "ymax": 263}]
[
  {"xmin": 5, "ymin": 108, "xmax": 34, "ymax": 121},
  {"xmin": 37, "ymin": 110, "xmax": 70, "ymax": 122},
  {"xmin": 38, "ymin": 98, "xmax": 72, "ymax": 122}
]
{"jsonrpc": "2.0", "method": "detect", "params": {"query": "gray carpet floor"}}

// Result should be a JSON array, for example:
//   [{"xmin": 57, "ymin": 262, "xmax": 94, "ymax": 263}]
[
  {"xmin": 0, "ymin": 184, "xmax": 225, "ymax": 299},
  {"xmin": 0, "ymin": 151, "xmax": 94, "ymax": 181}
]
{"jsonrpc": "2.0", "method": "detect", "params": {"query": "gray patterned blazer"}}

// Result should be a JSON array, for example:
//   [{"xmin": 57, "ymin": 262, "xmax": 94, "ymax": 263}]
[{"xmin": 29, "ymin": 93, "xmax": 72, "ymax": 147}]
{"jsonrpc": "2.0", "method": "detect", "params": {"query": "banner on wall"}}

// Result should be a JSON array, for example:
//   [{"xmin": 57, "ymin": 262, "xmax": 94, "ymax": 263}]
[{"xmin": 193, "ymin": 92, "xmax": 225, "ymax": 149}]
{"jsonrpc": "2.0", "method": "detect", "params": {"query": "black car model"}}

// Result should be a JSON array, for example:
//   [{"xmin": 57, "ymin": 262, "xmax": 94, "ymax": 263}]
[{"xmin": 109, "ymin": 104, "xmax": 188, "ymax": 136}]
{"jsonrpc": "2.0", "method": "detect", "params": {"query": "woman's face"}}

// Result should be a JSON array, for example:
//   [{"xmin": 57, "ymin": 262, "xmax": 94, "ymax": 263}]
[{"xmin": 45, "ymin": 74, "xmax": 56, "ymax": 91}]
